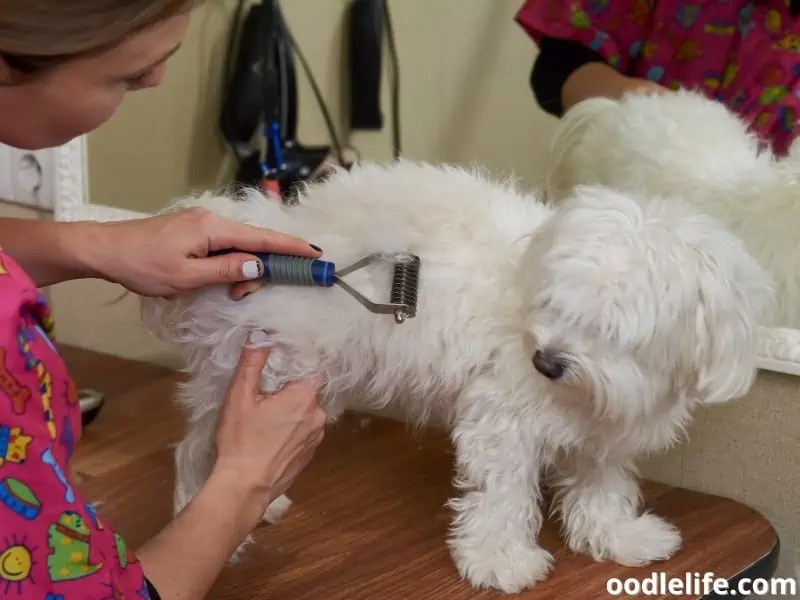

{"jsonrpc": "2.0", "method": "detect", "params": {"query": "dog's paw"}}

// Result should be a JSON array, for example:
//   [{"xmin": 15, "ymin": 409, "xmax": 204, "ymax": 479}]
[
  {"xmin": 262, "ymin": 494, "xmax": 292, "ymax": 524},
  {"xmin": 572, "ymin": 513, "xmax": 682, "ymax": 567},
  {"xmin": 449, "ymin": 536, "xmax": 553, "ymax": 593}
]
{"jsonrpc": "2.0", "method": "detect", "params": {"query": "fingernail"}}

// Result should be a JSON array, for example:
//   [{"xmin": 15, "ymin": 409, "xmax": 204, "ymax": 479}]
[
  {"xmin": 231, "ymin": 281, "xmax": 265, "ymax": 301},
  {"xmin": 309, "ymin": 244, "xmax": 323, "ymax": 253},
  {"xmin": 247, "ymin": 330, "xmax": 270, "ymax": 348},
  {"xmin": 242, "ymin": 260, "xmax": 264, "ymax": 280}
]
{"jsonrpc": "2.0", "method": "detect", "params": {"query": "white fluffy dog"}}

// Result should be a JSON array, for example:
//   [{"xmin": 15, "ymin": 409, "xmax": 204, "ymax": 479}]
[
  {"xmin": 546, "ymin": 88, "xmax": 796, "ymax": 328},
  {"xmin": 140, "ymin": 161, "xmax": 772, "ymax": 593}
]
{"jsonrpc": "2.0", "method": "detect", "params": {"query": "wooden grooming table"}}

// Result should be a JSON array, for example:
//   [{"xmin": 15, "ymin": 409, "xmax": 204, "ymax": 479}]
[{"xmin": 64, "ymin": 347, "xmax": 780, "ymax": 600}]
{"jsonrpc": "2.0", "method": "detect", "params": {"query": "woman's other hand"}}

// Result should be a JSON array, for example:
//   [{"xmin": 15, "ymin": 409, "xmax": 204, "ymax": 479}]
[
  {"xmin": 562, "ymin": 62, "xmax": 670, "ymax": 113},
  {"xmin": 620, "ymin": 75, "xmax": 670, "ymax": 97},
  {"xmin": 137, "ymin": 332, "xmax": 326, "ymax": 600},
  {"xmin": 82, "ymin": 207, "xmax": 322, "ymax": 298},
  {"xmin": 212, "ymin": 331, "xmax": 327, "ymax": 519}
]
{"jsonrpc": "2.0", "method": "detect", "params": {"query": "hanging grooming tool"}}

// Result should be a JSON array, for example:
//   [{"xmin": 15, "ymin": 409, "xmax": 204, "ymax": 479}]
[
  {"xmin": 346, "ymin": 0, "xmax": 401, "ymax": 159},
  {"xmin": 347, "ymin": 0, "xmax": 386, "ymax": 131},
  {"xmin": 212, "ymin": 250, "xmax": 421, "ymax": 323},
  {"xmin": 220, "ymin": 0, "xmax": 350, "ymax": 199},
  {"xmin": 257, "ymin": 0, "xmax": 285, "ymax": 195}
]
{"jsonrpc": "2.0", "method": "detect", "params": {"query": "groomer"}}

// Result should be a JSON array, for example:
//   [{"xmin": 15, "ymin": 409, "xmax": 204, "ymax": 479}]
[{"xmin": 0, "ymin": 2, "xmax": 326, "ymax": 599}]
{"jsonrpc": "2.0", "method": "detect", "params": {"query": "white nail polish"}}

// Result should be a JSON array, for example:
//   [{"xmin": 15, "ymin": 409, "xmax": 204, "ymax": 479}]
[
  {"xmin": 242, "ymin": 260, "xmax": 262, "ymax": 280},
  {"xmin": 247, "ymin": 330, "xmax": 270, "ymax": 348}
]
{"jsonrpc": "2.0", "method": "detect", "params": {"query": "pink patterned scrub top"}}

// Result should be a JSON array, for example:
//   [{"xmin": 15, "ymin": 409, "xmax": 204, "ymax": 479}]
[
  {"xmin": 0, "ymin": 249, "xmax": 155, "ymax": 599},
  {"xmin": 516, "ymin": 0, "xmax": 800, "ymax": 155}
]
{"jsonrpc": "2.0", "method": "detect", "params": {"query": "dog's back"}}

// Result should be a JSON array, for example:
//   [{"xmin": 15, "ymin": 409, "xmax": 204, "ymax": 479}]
[{"xmin": 142, "ymin": 161, "xmax": 550, "ymax": 424}]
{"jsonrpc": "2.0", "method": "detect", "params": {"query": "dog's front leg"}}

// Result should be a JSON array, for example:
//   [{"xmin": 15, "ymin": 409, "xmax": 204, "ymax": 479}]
[
  {"xmin": 446, "ymin": 382, "xmax": 553, "ymax": 593},
  {"xmin": 552, "ymin": 457, "xmax": 681, "ymax": 566},
  {"xmin": 174, "ymin": 410, "xmax": 218, "ymax": 517}
]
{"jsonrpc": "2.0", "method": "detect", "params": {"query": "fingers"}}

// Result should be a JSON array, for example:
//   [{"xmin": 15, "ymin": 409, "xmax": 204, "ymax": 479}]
[
  {"xmin": 183, "ymin": 252, "xmax": 265, "ymax": 288},
  {"xmin": 230, "ymin": 331, "xmax": 272, "ymax": 399},
  {"xmin": 230, "ymin": 280, "xmax": 266, "ymax": 301},
  {"xmin": 262, "ymin": 375, "xmax": 327, "ymax": 429},
  {"xmin": 231, "ymin": 331, "xmax": 324, "ymax": 405},
  {"xmin": 187, "ymin": 215, "xmax": 324, "ymax": 288},
  {"xmin": 269, "ymin": 374, "xmax": 325, "ymax": 407},
  {"xmin": 208, "ymin": 219, "xmax": 323, "ymax": 259}
]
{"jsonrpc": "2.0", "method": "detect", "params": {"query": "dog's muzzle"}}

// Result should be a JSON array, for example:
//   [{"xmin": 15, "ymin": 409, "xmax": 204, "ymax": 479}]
[{"xmin": 533, "ymin": 349, "xmax": 566, "ymax": 380}]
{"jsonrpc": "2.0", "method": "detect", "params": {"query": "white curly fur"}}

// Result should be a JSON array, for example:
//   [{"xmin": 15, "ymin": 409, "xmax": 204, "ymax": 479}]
[
  {"xmin": 546, "ymin": 88, "xmax": 796, "ymax": 328},
  {"xmin": 140, "ymin": 160, "xmax": 773, "ymax": 593}
]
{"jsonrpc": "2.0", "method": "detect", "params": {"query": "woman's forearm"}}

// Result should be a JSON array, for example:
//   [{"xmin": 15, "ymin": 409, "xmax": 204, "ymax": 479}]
[
  {"xmin": 0, "ymin": 217, "xmax": 103, "ymax": 286},
  {"xmin": 136, "ymin": 469, "xmax": 270, "ymax": 600},
  {"xmin": 561, "ymin": 62, "xmax": 664, "ymax": 112}
]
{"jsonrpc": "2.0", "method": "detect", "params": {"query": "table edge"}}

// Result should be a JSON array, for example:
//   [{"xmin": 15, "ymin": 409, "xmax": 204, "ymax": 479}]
[{"xmin": 701, "ymin": 530, "xmax": 781, "ymax": 600}]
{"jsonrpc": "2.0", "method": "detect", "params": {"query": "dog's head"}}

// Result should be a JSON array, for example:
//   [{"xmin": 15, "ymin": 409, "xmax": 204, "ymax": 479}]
[{"xmin": 519, "ymin": 186, "xmax": 773, "ymax": 422}]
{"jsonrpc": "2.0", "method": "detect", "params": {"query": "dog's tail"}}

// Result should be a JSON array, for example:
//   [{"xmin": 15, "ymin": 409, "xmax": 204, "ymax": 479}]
[{"xmin": 543, "ymin": 97, "xmax": 619, "ymax": 203}]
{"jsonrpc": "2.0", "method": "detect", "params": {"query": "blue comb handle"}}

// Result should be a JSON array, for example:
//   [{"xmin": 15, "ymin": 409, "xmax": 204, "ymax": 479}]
[
  {"xmin": 210, "ymin": 250, "xmax": 336, "ymax": 287},
  {"xmin": 262, "ymin": 253, "xmax": 335, "ymax": 287}
]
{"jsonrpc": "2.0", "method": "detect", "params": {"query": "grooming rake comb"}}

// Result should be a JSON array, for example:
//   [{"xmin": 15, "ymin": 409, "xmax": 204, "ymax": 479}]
[{"xmin": 210, "ymin": 250, "xmax": 421, "ymax": 324}]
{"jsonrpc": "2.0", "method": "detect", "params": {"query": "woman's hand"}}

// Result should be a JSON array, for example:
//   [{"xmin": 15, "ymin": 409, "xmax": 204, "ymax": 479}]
[
  {"xmin": 81, "ymin": 207, "xmax": 322, "ymax": 298},
  {"xmin": 0, "ymin": 206, "xmax": 320, "ymax": 293},
  {"xmin": 212, "ymin": 330, "xmax": 327, "ymax": 514},
  {"xmin": 619, "ymin": 75, "xmax": 670, "ymax": 97},
  {"xmin": 562, "ymin": 62, "xmax": 670, "ymax": 113},
  {"xmin": 136, "ymin": 333, "xmax": 326, "ymax": 600}
]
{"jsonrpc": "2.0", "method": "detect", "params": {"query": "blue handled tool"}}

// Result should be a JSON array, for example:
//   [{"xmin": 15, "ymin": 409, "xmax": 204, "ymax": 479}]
[{"xmin": 211, "ymin": 249, "xmax": 420, "ymax": 323}]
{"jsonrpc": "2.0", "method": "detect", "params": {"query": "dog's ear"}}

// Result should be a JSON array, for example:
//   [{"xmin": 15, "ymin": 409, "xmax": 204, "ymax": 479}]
[{"xmin": 689, "ymin": 230, "xmax": 774, "ymax": 405}]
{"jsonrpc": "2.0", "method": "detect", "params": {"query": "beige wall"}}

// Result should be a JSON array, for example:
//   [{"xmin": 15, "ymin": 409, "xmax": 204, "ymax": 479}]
[
  {"xmin": 87, "ymin": 0, "xmax": 555, "ymax": 213},
  {"xmin": 3, "ymin": 0, "xmax": 796, "ymax": 592},
  {"xmin": 641, "ymin": 371, "xmax": 800, "ymax": 590}
]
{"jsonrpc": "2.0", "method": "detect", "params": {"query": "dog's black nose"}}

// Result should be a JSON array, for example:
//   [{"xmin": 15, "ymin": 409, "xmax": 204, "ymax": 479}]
[{"xmin": 533, "ymin": 350, "xmax": 565, "ymax": 380}]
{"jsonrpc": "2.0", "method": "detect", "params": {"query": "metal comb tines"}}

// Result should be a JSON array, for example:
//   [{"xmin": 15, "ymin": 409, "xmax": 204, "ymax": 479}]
[{"xmin": 335, "ymin": 253, "xmax": 421, "ymax": 324}]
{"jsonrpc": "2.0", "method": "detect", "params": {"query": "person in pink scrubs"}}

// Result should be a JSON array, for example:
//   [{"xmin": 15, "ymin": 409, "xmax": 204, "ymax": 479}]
[
  {"xmin": 0, "ymin": 2, "xmax": 327, "ymax": 599},
  {"xmin": 518, "ymin": 0, "xmax": 800, "ymax": 156}
]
